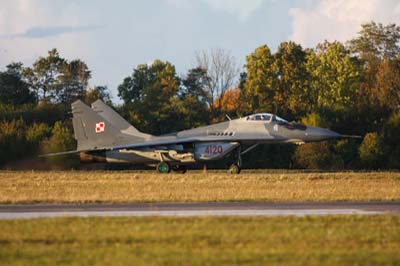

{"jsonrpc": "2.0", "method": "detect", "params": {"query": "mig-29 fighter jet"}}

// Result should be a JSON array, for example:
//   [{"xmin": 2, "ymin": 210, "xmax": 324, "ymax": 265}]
[{"xmin": 43, "ymin": 100, "xmax": 359, "ymax": 174}]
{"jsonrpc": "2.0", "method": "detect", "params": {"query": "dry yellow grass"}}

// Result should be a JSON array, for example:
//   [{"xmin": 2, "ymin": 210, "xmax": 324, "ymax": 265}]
[{"xmin": 0, "ymin": 171, "xmax": 399, "ymax": 203}]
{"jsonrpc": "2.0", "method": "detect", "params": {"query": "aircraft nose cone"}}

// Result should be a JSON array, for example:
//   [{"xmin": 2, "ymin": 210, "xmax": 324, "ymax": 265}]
[{"xmin": 305, "ymin": 126, "xmax": 341, "ymax": 141}]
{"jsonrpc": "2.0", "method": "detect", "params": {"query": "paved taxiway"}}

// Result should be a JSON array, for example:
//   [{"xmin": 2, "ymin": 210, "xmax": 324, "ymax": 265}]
[{"xmin": 0, "ymin": 202, "xmax": 398, "ymax": 219}]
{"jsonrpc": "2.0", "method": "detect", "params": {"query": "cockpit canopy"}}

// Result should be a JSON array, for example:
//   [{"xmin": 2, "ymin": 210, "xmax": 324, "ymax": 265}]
[
  {"xmin": 246, "ymin": 113, "xmax": 288, "ymax": 125},
  {"xmin": 246, "ymin": 113, "xmax": 307, "ymax": 131}
]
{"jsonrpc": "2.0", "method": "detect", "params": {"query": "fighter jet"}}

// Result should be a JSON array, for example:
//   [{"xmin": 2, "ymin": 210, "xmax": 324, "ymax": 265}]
[{"xmin": 43, "ymin": 100, "xmax": 359, "ymax": 173}]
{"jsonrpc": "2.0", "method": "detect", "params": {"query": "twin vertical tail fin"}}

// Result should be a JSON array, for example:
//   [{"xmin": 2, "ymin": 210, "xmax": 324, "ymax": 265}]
[
  {"xmin": 72, "ymin": 100, "xmax": 124, "ymax": 151},
  {"xmin": 41, "ymin": 100, "xmax": 151, "ymax": 156},
  {"xmin": 91, "ymin": 100, "xmax": 152, "ymax": 139},
  {"xmin": 72, "ymin": 99, "xmax": 151, "ymax": 151}
]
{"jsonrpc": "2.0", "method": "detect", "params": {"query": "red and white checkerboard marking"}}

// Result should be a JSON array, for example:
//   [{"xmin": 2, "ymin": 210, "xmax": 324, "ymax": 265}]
[{"xmin": 95, "ymin": 122, "xmax": 105, "ymax": 133}]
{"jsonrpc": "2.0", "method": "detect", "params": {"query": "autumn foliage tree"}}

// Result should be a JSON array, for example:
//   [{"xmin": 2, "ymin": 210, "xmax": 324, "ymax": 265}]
[{"xmin": 213, "ymin": 88, "xmax": 241, "ymax": 120}]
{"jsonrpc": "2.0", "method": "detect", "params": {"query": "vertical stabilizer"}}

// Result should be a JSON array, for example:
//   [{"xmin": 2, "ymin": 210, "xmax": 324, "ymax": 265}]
[
  {"xmin": 91, "ymin": 100, "xmax": 152, "ymax": 139},
  {"xmin": 72, "ymin": 100, "xmax": 130, "ymax": 150}
]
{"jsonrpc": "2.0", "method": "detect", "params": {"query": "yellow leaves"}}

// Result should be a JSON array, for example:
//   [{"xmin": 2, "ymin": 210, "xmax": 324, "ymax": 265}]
[{"xmin": 214, "ymin": 88, "xmax": 240, "ymax": 112}]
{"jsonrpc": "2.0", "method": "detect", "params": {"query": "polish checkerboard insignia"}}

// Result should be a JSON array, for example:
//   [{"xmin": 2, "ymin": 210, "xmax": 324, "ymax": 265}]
[{"xmin": 95, "ymin": 122, "xmax": 105, "ymax": 133}]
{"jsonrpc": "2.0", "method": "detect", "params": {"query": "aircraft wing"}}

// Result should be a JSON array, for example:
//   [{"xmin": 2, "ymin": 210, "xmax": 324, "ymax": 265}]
[
  {"xmin": 40, "ymin": 137, "xmax": 212, "ymax": 157},
  {"xmin": 110, "ymin": 134, "xmax": 275, "ymax": 150},
  {"xmin": 111, "ymin": 137, "xmax": 199, "ymax": 150},
  {"xmin": 40, "ymin": 134, "xmax": 276, "ymax": 157}
]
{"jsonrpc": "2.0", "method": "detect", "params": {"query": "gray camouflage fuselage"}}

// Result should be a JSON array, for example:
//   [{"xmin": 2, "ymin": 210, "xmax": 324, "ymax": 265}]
[{"xmin": 75, "ymin": 100, "xmax": 342, "ymax": 167}]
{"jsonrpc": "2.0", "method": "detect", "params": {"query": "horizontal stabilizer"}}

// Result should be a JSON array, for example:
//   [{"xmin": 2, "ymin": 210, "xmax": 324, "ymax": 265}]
[{"xmin": 39, "ymin": 149, "xmax": 81, "ymax": 157}]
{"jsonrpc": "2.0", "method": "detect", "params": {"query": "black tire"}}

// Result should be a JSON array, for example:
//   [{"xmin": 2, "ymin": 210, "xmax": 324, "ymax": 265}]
[
  {"xmin": 228, "ymin": 164, "xmax": 241, "ymax": 174},
  {"xmin": 172, "ymin": 165, "xmax": 187, "ymax": 174},
  {"xmin": 156, "ymin": 162, "xmax": 171, "ymax": 173}
]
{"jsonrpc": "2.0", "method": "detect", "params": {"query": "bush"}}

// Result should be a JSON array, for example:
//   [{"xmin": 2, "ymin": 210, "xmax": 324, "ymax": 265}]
[
  {"xmin": 41, "ymin": 121, "xmax": 78, "ymax": 168},
  {"xmin": 358, "ymin": 132, "xmax": 384, "ymax": 169},
  {"xmin": 382, "ymin": 111, "xmax": 400, "ymax": 168},
  {"xmin": 333, "ymin": 139, "xmax": 360, "ymax": 169},
  {"xmin": 0, "ymin": 102, "xmax": 67, "ymax": 125},
  {"xmin": 0, "ymin": 119, "xmax": 28, "ymax": 165},
  {"xmin": 300, "ymin": 112, "xmax": 330, "ymax": 127},
  {"xmin": 42, "ymin": 121, "xmax": 76, "ymax": 154},
  {"xmin": 26, "ymin": 123, "xmax": 51, "ymax": 154},
  {"xmin": 293, "ymin": 141, "xmax": 344, "ymax": 170}
]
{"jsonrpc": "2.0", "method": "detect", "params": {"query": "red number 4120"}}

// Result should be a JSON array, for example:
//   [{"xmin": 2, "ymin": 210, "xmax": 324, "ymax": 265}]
[{"xmin": 204, "ymin": 145, "xmax": 223, "ymax": 155}]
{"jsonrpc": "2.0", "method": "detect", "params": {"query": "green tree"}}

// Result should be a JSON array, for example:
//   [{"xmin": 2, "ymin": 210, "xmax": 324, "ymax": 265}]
[
  {"xmin": 349, "ymin": 21, "xmax": 400, "ymax": 62},
  {"xmin": 373, "ymin": 59, "xmax": 400, "ymax": 112},
  {"xmin": 306, "ymin": 41, "xmax": 362, "ymax": 112},
  {"xmin": 22, "ymin": 49, "xmax": 92, "ymax": 105},
  {"xmin": 348, "ymin": 22, "xmax": 400, "ymax": 131},
  {"xmin": 358, "ymin": 132, "xmax": 384, "ymax": 169},
  {"xmin": 118, "ymin": 60, "xmax": 181, "ymax": 134},
  {"xmin": 181, "ymin": 67, "xmax": 209, "ymax": 104},
  {"xmin": 382, "ymin": 111, "xmax": 400, "ymax": 168},
  {"xmin": 179, "ymin": 67, "xmax": 210, "ymax": 127},
  {"xmin": 58, "ymin": 59, "xmax": 91, "ymax": 105},
  {"xmin": 42, "ymin": 121, "xmax": 76, "ymax": 153},
  {"xmin": 119, "ymin": 60, "xmax": 213, "ymax": 134},
  {"xmin": 333, "ymin": 139, "xmax": 360, "ymax": 169},
  {"xmin": 0, "ymin": 70, "xmax": 35, "ymax": 105},
  {"xmin": 169, "ymin": 94, "xmax": 209, "ymax": 130},
  {"xmin": 117, "ymin": 63, "xmax": 155, "ymax": 105},
  {"xmin": 84, "ymin": 86, "xmax": 112, "ymax": 105},
  {"xmin": 0, "ymin": 119, "xmax": 27, "ymax": 165},
  {"xmin": 293, "ymin": 141, "xmax": 344, "ymax": 170},
  {"xmin": 5, "ymin": 62, "xmax": 25, "ymax": 77},
  {"xmin": 23, "ymin": 49, "xmax": 65, "ymax": 101},
  {"xmin": 300, "ymin": 112, "xmax": 330, "ymax": 128},
  {"xmin": 242, "ymin": 45, "xmax": 276, "ymax": 113},
  {"xmin": 273, "ymin": 41, "xmax": 309, "ymax": 118},
  {"xmin": 293, "ymin": 113, "xmax": 343, "ymax": 170},
  {"xmin": 41, "ymin": 121, "xmax": 77, "ymax": 167},
  {"xmin": 25, "ymin": 123, "xmax": 51, "ymax": 154}
]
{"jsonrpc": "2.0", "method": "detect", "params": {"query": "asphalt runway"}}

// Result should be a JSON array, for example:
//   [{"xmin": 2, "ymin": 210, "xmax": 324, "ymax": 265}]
[{"xmin": 0, "ymin": 202, "xmax": 399, "ymax": 219}]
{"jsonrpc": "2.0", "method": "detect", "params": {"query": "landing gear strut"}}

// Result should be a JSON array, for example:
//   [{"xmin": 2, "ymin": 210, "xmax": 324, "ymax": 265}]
[{"xmin": 228, "ymin": 145, "xmax": 242, "ymax": 174}]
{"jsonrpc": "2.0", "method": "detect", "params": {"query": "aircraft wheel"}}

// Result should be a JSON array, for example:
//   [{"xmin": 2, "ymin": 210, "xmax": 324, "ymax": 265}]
[
  {"xmin": 228, "ymin": 164, "xmax": 241, "ymax": 174},
  {"xmin": 172, "ymin": 165, "xmax": 187, "ymax": 174},
  {"xmin": 157, "ymin": 162, "xmax": 171, "ymax": 173}
]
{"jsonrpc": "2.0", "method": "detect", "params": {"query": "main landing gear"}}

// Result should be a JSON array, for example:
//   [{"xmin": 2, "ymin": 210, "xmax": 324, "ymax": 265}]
[
  {"xmin": 172, "ymin": 165, "xmax": 187, "ymax": 174},
  {"xmin": 156, "ymin": 162, "xmax": 187, "ymax": 174},
  {"xmin": 156, "ymin": 162, "xmax": 171, "ymax": 173}
]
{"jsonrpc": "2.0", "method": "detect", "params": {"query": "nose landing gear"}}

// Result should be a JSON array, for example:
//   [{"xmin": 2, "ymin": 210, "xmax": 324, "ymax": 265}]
[
  {"xmin": 156, "ymin": 162, "xmax": 188, "ymax": 174},
  {"xmin": 228, "ymin": 145, "xmax": 242, "ymax": 174},
  {"xmin": 228, "ymin": 163, "xmax": 241, "ymax": 174}
]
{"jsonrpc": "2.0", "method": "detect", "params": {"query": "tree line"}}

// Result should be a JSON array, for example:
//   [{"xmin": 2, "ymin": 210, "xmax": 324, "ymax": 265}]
[{"xmin": 0, "ymin": 21, "xmax": 399, "ymax": 169}]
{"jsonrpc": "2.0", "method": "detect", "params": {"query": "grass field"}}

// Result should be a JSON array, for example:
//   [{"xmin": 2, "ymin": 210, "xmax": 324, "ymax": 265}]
[
  {"xmin": 0, "ymin": 215, "xmax": 398, "ymax": 266},
  {"xmin": 0, "ymin": 171, "xmax": 399, "ymax": 203}
]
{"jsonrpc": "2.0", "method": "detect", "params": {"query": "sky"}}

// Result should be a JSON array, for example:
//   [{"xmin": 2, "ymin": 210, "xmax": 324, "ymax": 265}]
[{"xmin": 1, "ymin": 0, "xmax": 400, "ymax": 101}]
